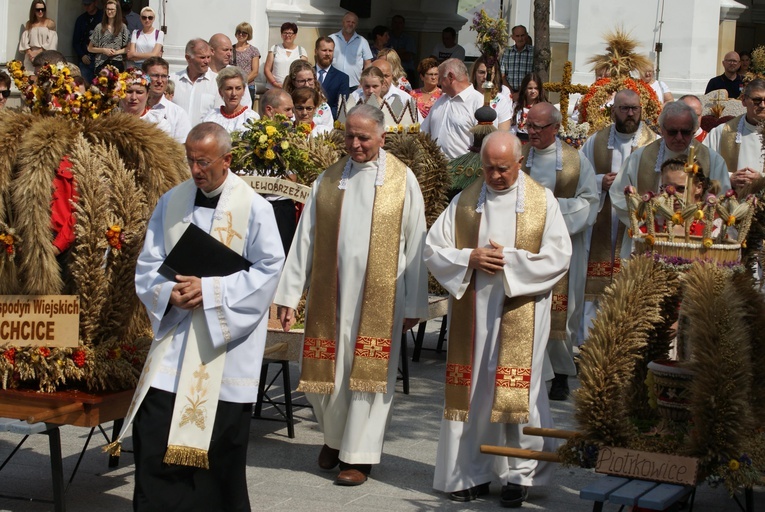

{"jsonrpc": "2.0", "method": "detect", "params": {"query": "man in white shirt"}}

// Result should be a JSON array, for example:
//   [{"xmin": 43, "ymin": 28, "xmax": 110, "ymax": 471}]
[
  {"xmin": 208, "ymin": 33, "xmax": 252, "ymax": 109},
  {"xmin": 330, "ymin": 11, "xmax": 373, "ymax": 89},
  {"xmin": 422, "ymin": 59, "xmax": 509, "ymax": 159},
  {"xmin": 704, "ymin": 78, "xmax": 765, "ymax": 193},
  {"xmin": 173, "ymin": 39, "xmax": 222, "ymax": 126},
  {"xmin": 143, "ymin": 56, "xmax": 191, "ymax": 144},
  {"xmin": 370, "ymin": 58, "xmax": 412, "ymax": 104}
]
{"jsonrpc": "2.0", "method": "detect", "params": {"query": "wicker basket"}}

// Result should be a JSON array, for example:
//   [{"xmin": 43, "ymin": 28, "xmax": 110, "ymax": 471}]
[
  {"xmin": 633, "ymin": 233, "xmax": 741, "ymax": 264},
  {"xmin": 647, "ymin": 359, "xmax": 694, "ymax": 423}
]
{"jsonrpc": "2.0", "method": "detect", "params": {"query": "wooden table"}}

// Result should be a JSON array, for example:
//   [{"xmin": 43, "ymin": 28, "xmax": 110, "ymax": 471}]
[{"xmin": 0, "ymin": 388, "xmax": 133, "ymax": 512}]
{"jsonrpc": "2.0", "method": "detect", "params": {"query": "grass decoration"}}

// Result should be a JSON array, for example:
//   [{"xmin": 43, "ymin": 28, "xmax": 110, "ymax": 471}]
[
  {"xmin": 572, "ymin": 255, "xmax": 679, "ymax": 447},
  {"xmin": 683, "ymin": 264, "xmax": 754, "ymax": 467}
]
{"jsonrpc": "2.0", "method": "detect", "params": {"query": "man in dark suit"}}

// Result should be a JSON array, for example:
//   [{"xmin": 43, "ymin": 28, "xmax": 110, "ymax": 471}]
[{"xmin": 315, "ymin": 36, "xmax": 350, "ymax": 120}]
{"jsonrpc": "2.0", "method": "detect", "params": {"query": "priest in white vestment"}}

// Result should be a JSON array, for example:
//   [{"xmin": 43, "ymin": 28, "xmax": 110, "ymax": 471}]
[
  {"xmin": 126, "ymin": 123, "xmax": 285, "ymax": 511},
  {"xmin": 274, "ymin": 104, "xmax": 429, "ymax": 486},
  {"xmin": 522, "ymin": 103, "xmax": 598, "ymax": 401},
  {"xmin": 704, "ymin": 78, "xmax": 765, "ymax": 192},
  {"xmin": 580, "ymin": 90, "xmax": 657, "ymax": 345},
  {"xmin": 611, "ymin": 101, "xmax": 731, "ymax": 260},
  {"xmin": 427, "ymin": 131, "xmax": 571, "ymax": 507}
]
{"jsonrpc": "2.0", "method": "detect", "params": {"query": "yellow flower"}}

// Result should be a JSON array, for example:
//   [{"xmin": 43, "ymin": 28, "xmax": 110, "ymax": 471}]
[
  {"xmin": 727, "ymin": 215, "xmax": 736, "ymax": 226},
  {"xmin": 265, "ymin": 149, "xmax": 276, "ymax": 160},
  {"xmin": 258, "ymin": 134, "xmax": 268, "ymax": 144},
  {"xmin": 671, "ymin": 213, "xmax": 683, "ymax": 224},
  {"xmin": 645, "ymin": 234, "xmax": 655, "ymax": 246},
  {"xmin": 110, "ymin": 225, "xmax": 121, "ymax": 234},
  {"xmin": 694, "ymin": 210, "xmax": 704, "ymax": 220},
  {"xmin": 265, "ymin": 125, "xmax": 277, "ymax": 136},
  {"xmin": 703, "ymin": 238, "xmax": 714, "ymax": 248},
  {"xmin": 281, "ymin": 141, "xmax": 289, "ymax": 150},
  {"xmin": 729, "ymin": 459, "xmax": 740, "ymax": 471}
]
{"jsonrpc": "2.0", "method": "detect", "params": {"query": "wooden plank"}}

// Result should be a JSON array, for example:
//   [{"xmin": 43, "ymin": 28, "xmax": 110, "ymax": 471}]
[
  {"xmin": 0, "ymin": 389, "xmax": 133, "ymax": 427},
  {"xmin": 637, "ymin": 483, "xmax": 691, "ymax": 509},
  {"xmin": 596, "ymin": 446, "xmax": 699, "ymax": 486},
  {"xmin": 609, "ymin": 480, "xmax": 659, "ymax": 506},
  {"xmin": 479, "ymin": 445, "xmax": 561, "ymax": 462},
  {"xmin": 579, "ymin": 475, "xmax": 630, "ymax": 502},
  {"xmin": 523, "ymin": 426, "xmax": 579, "ymax": 439}
]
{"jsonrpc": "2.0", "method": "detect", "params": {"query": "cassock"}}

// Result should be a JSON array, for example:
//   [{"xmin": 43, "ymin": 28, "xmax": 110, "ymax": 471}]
[
  {"xmin": 704, "ymin": 115, "xmax": 765, "ymax": 176},
  {"xmin": 131, "ymin": 172, "xmax": 285, "ymax": 510},
  {"xmin": 524, "ymin": 141, "xmax": 598, "ymax": 378},
  {"xmin": 427, "ymin": 174, "xmax": 572, "ymax": 492},
  {"xmin": 273, "ymin": 153, "xmax": 429, "ymax": 464},
  {"xmin": 579, "ymin": 123, "xmax": 656, "ymax": 344},
  {"xmin": 610, "ymin": 140, "xmax": 731, "ymax": 260}
]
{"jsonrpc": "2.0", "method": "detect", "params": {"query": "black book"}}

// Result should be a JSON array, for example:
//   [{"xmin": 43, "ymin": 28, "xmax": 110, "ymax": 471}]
[{"xmin": 159, "ymin": 223, "xmax": 251, "ymax": 281}]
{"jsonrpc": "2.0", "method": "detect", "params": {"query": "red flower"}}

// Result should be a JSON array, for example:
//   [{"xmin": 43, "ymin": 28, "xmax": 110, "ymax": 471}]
[
  {"xmin": 72, "ymin": 349, "xmax": 86, "ymax": 368},
  {"xmin": 3, "ymin": 348, "xmax": 16, "ymax": 365},
  {"xmin": 38, "ymin": 347, "xmax": 51, "ymax": 358}
]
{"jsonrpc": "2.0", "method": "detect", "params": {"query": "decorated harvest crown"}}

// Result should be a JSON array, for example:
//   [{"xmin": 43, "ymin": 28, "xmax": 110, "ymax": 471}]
[
  {"xmin": 334, "ymin": 94, "xmax": 421, "ymax": 134},
  {"xmin": 7, "ymin": 60, "xmax": 126, "ymax": 120},
  {"xmin": 625, "ymin": 148, "xmax": 756, "ymax": 264}
]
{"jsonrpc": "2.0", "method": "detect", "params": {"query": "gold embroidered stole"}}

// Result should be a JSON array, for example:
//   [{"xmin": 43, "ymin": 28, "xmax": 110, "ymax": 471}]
[
  {"xmin": 106, "ymin": 176, "xmax": 252, "ymax": 469},
  {"xmin": 298, "ymin": 154, "xmax": 407, "ymax": 395},
  {"xmin": 585, "ymin": 124, "xmax": 655, "ymax": 299},
  {"xmin": 521, "ymin": 142, "xmax": 579, "ymax": 341},
  {"xmin": 637, "ymin": 140, "xmax": 712, "ymax": 194},
  {"xmin": 717, "ymin": 115, "xmax": 742, "ymax": 174},
  {"xmin": 444, "ymin": 175, "xmax": 547, "ymax": 423}
]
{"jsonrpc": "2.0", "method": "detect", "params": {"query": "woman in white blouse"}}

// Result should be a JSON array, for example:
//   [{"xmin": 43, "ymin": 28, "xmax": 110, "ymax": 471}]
[
  {"xmin": 19, "ymin": 0, "xmax": 58, "ymax": 70},
  {"xmin": 126, "ymin": 7, "xmax": 163, "ymax": 68},
  {"xmin": 263, "ymin": 22, "xmax": 307, "ymax": 89},
  {"xmin": 203, "ymin": 66, "xmax": 259, "ymax": 134}
]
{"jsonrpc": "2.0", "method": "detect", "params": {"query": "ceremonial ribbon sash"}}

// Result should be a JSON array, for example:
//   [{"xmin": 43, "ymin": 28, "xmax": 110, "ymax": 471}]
[
  {"xmin": 521, "ymin": 142, "xmax": 579, "ymax": 341},
  {"xmin": 444, "ymin": 174, "xmax": 547, "ymax": 423},
  {"xmin": 585, "ymin": 124, "xmax": 656, "ymax": 300},
  {"xmin": 637, "ymin": 140, "xmax": 711, "ymax": 194},
  {"xmin": 298, "ymin": 154, "xmax": 407, "ymax": 395},
  {"xmin": 717, "ymin": 115, "xmax": 742, "ymax": 174},
  {"xmin": 105, "ymin": 176, "xmax": 252, "ymax": 469}
]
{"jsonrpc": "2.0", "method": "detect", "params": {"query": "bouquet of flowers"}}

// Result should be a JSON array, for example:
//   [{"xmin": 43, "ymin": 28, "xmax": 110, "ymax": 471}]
[
  {"xmin": 470, "ymin": 9, "xmax": 509, "ymax": 70},
  {"xmin": 7, "ymin": 60, "xmax": 126, "ymax": 120},
  {"xmin": 231, "ymin": 116, "xmax": 316, "ymax": 183}
]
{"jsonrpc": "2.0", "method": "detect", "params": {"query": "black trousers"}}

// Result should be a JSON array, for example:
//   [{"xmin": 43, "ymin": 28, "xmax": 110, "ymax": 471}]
[
  {"xmin": 133, "ymin": 388, "xmax": 252, "ymax": 512},
  {"xmin": 270, "ymin": 199, "xmax": 297, "ymax": 257}
]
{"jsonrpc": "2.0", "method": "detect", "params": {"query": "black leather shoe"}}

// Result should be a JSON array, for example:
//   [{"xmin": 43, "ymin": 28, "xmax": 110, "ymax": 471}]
[
  {"xmin": 548, "ymin": 373, "xmax": 569, "ymax": 401},
  {"xmin": 500, "ymin": 483, "xmax": 528, "ymax": 508},
  {"xmin": 318, "ymin": 444, "xmax": 340, "ymax": 470},
  {"xmin": 449, "ymin": 482, "xmax": 490, "ymax": 502}
]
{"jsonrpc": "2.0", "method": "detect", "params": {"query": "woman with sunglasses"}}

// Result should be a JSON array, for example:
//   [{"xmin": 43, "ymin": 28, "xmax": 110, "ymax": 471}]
[
  {"xmin": 19, "ymin": 0, "xmax": 58, "ymax": 70},
  {"xmin": 88, "ymin": 0, "xmax": 130, "ymax": 73},
  {"xmin": 264, "ymin": 22, "xmax": 308, "ymax": 89},
  {"xmin": 233, "ymin": 22, "xmax": 261, "ymax": 103},
  {"xmin": 126, "ymin": 7, "xmax": 163, "ymax": 68}
]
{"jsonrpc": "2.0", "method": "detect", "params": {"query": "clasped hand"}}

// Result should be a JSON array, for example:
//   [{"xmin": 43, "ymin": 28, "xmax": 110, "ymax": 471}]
[
  {"xmin": 169, "ymin": 275, "xmax": 202, "ymax": 310},
  {"xmin": 469, "ymin": 239, "xmax": 505, "ymax": 275}
]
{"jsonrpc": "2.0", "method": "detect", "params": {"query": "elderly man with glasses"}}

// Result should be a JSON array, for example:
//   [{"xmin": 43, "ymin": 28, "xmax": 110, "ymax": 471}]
[
  {"xmin": 610, "ymin": 100, "xmax": 731, "ymax": 257},
  {"xmin": 704, "ymin": 78, "xmax": 765, "ymax": 193},
  {"xmin": 578, "ymin": 89, "xmax": 657, "ymax": 353},
  {"xmin": 521, "ymin": 102, "xmax": 598, "ymax": 402}
]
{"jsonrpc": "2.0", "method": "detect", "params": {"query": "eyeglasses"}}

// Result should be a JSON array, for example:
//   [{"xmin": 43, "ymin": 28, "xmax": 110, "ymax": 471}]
[
  {"xmin": 0, "ymin": 90, "xmax": 10, "ymax": 98},
  {"xmin": 747, "ymin": 96, "xmax": 765, "ymax": 105},
  {"xmin": 35, "ymin": 7, "xmax": 46, "ymax": 12},
  {"xmin": 617, "ymin": 105, "xmax": 641, "ymax": 113},
  {"xmin": 149, "ymin": 73, "xmax": 168, "ymax": 80},
  {"xmin": 526, "ymin": 122, "xmax": 554, "ymax": 132},
  {"xmin": 295, "ymin": 78, "xmax": 315, "ymax": 85},
  {"xmin": 294, "ymin": 105, "xmax": 315, "ymax": 112},
  {"xmin": 664, "ymin": 128, "xmax": 693, "ymax": 137},
  {"xmin": 236, "ymin": 31, "xmax": 248, "ymax": 36},
  {"xmin": 282, "ymin": 32, "xmax": 295, "ymax": 36},
  {"xmin": 187, "ymin": 153, "xmax": 228, "ymax": 170},
  {"xmin": 660, "ymin": 184, "xmax": 686, "ymax": 193},
  {"xmin": 141, "ymin": 15, "xmax": 154, "ymax": 20}
]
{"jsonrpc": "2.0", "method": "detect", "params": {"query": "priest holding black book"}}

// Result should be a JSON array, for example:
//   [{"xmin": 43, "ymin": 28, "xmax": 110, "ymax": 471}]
[{"xmin": 112, "ymin": 122, "xmax": 285, "ymax": 511}]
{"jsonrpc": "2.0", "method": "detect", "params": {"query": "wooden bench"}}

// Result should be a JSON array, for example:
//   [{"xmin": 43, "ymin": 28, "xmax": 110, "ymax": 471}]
[{"xmin": 580, "ymin": 474, "xmax": 694, "ymax": 511}]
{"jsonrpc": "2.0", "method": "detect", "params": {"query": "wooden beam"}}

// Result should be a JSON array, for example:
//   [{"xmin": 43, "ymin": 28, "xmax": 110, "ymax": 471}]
[
  {"xmin": 27, "ymin": 402, "xmax": 83, "ymax": 424},
  {"xmin": 480, "ymin": 445, "xmax": 562, "ymax": 463},
  {"xmin": 523, "ymin": 426, "xmax": 579, "ymax": 439}
]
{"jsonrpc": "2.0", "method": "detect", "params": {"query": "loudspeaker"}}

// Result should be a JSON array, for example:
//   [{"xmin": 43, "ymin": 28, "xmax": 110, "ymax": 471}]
[{"xmin": 339, "ymin": 0, "xmax": 371, "ymax": 19}]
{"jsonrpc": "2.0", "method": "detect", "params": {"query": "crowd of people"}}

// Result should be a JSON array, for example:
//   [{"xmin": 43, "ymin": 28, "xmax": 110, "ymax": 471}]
[{"xmin": 3, "ymin": 4, "xmax": 764, "ymax": 510}]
